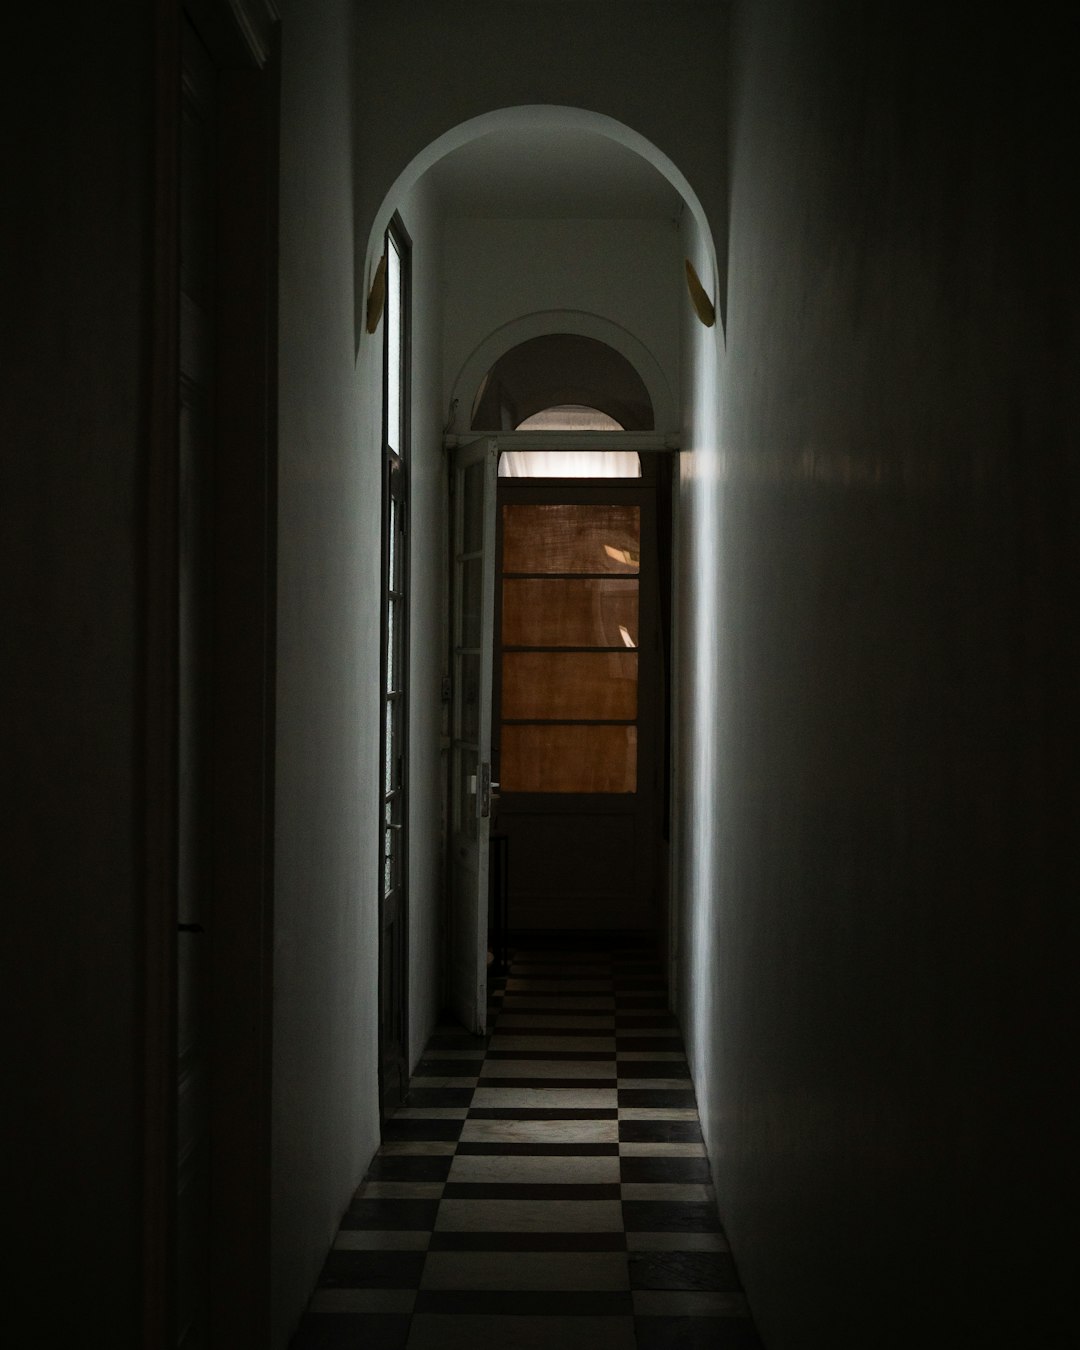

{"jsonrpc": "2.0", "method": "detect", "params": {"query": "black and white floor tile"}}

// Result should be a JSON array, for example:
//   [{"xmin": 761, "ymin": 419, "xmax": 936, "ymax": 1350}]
[{"xmin": 291, "ymin": 940, "xmax": 763, "ymax": 1349}]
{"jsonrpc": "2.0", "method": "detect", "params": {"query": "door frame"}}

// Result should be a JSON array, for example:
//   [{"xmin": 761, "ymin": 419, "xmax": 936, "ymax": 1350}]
[
  {"xmin": 493, "ymin": 471, "xmax": 662, "ymax": 934},
  {"xmin": 145, "ymin": 2, "xmax": 279, "ymax": 1343},
  {"xmin": 445, "ymin": 437, "xmax": 500, "ymax": 1034},
  {"xmin": 441, "ymin": 432, "xmax": 679, "ymax": 971}
]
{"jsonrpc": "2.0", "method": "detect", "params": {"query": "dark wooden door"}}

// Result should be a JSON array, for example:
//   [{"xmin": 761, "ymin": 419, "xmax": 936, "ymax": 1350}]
[
  {"xmin": 155, "ymin": 8, "xmax": 278, "ymax": 1344},
  {"xmin": 493, "ymin": 469, "xmax": 665, "ymax": 933},
  {"xmin": 177, "ymin": 19, "xmax": 215, "ymax": 1346}
]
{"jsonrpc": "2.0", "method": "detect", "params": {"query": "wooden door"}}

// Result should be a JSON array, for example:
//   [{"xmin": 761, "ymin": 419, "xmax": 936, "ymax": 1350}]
[
  {"xmin": 145, "ymin": 6, "xmax": 278, "ymax": 1343},
  {"xmin": 177, "ymin": 20, "xmax": 215, "ymax": 1346},
  {"xmin": 448, "ymin": 438, "xmax": 499, "ymax": 1032},
  {"xmin": 493, "ymin": 469, "xmax": 665, "ymax": 933}
]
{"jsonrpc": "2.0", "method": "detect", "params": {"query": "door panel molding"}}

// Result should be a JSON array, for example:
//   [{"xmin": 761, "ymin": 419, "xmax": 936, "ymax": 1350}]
[{"xmin": 493, "ymin": 468, "xmax": 665, "ymax": 934}]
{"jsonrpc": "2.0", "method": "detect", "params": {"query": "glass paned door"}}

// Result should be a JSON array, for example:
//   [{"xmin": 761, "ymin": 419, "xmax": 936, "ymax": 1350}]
[
  {"xmin": 380, "ymin": 449, "xmax": 408, "ymax": 1110},
  {"xmin": 493, "ymin": 474, "xmax": 661, "ymax": 932},
  {"xmin": 448, "ymin": 438, "xmax": 498, "ymax": 1033},
  {"xmin": 499, "ymin": 503, "xmax": 642, "ymax": 794},
  {"xmin": 379, "ymin": 219, "xmax": 410, "ymax": 1115}
]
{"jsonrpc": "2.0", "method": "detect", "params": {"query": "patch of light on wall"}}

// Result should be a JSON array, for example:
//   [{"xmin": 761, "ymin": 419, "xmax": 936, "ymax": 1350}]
[{"xmin": 499, "ymin": 449, "xmax": 642, "ymax": 478}]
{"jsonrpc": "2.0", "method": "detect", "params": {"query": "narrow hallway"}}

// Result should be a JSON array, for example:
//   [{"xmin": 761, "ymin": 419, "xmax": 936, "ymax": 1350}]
[{"xmin": 291, "ymin": 939, "xmax": 763, "ymax": 1348}]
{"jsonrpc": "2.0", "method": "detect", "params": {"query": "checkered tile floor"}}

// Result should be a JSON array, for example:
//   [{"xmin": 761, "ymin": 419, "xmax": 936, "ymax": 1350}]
[{"xmin": 291, "ymin": 939, "xmax": 763, "ymax": 1349}]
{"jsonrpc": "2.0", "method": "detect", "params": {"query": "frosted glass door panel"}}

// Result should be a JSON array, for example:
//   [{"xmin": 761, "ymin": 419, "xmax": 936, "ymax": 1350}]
[
  {"xmin": 502, "ymin": 651, "xmax": 638, "ymax": 720},
  {"xmin": 502, "ymin": 504, "xmax": 640, "ymax": 575},
  {"xmin": 502, "ymin": 577, "xmax": 638, "ymax": 648}
]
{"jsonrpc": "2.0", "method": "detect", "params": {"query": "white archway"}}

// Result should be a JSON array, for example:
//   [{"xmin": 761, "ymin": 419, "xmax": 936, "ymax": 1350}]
[
  {"xmin": 361, "ymin": 104, "xmax": 721, "ymax": 347},
  {"xmin": 449, "ymin": 310, "xmax": 677, "ymax": 438}
]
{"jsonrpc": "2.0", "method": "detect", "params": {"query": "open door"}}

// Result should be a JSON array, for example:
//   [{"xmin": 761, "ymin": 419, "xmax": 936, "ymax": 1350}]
[
  {"xmin": 493, "ymin": 469, "xmax": 663, "ymax": 933},
  {"xmin": 448, "ymin": 436, "xmax": 499, "ymax": 1033}
]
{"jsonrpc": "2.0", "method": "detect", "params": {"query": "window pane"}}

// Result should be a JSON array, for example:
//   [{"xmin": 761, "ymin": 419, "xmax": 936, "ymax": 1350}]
[
  {"xmin": 514, "ymin": 406, "xmax": 624, "ymax": 432},
  {"xmin": 460, "ymin": 652, "xmax": 480, "ymax": 741},
  {"xmin": 462, "ymin": 459, "xmax": 484, "ymax": 553},
  {"xmin": 461, "ymin": 558, "xmax": 482, "ymax": 648},
  {"xmin": 501, "ymin": 724, "xmax": 637, "ymax": 793},
  {"xmin": 502, "ymin": 651, "xmax": 637, "ymax": 720},
  {"xmin": 384, "ymin": 701, "xmax": 395, "ymax": 793},
  {"xmin": 499, "ymin": 449, "xmax": 640, "ymax": 477},
  {"xmin": 386, "ymin": 238, "xmax": 402, "ymax": 452},
  {"xmin": 384, "ymin": 827, "xmax": 395, "ymax": 895},
  {"xmin": 502, "ymin": 504, "xmax": 639, "ymax": 575},
  {"xmin": 502, "ymin": 577, "xmax": 638, "ymax": 648},
  {"xmin": 385, "ymin": 597, "xmax": 395, "ymax": 692}
]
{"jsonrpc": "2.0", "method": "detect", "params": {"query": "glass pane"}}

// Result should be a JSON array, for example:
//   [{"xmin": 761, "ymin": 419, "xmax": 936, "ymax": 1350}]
[
  {"xmin": 501, "ymin": 724, "xmax": 637, "ymax": 793},
  {"xmin": 514, "ymin": 406, "xmax": 625, "ymax": 432},
  {"xmin": 384, "ymin": 701, "xmax": 394, "ymax": 793},
  {"xmin": 462, "ymin": 459, "xmax": 484, "ymax": 554},
  {"xmin": 502, "ymin": 651, "xmax": 638, "ymax": 720},
  {"xmin": 386, "ymin": 238, "xmax": 402, "ymax": 453},
  {"xmin": 461, "ymin": 558, "xmax": 482, "ymax": 648},
  {"xmin": 386, "ymin": 596, "xmax": 395, "ymax": 692},
  {"xmin": 499, "ymin": 449, "xmax": 641, "ymax": 477},
  {"xmin": 503, "ymin": 578, "xmax": 638, "ymax": 648},
  {"xmin": 388, "ymin": 495, "xmax": 397, "ymax": 586},
  {"xmin": 502, "ymin": 504, "xmax": 639, "ymax": 575},
  {"xmin": 460, "ymin": 653, "xmax": 480, "ymax": 741}
]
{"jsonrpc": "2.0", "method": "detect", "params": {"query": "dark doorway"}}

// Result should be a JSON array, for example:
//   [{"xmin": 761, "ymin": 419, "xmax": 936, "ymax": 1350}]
[{"xmin": 492, "ymin": 456, "xmax": 671, "ymax": 939}]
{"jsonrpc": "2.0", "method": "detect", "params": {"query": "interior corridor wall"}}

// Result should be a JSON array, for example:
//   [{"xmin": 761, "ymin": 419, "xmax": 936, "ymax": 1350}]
[
  {"xmin": 5, "ymin": 5, "xmax": 155, "ymax": 1336},
  {"xmin": 677, "ymin": 3, "xmax": 1076, "ymax": 1345},
  {"xmin": 673, "ymin": 205, "xmax": 724, "ymax": 1185},
  {"xmin": 273, "ymin": 1, "xmax": 380, "ymax": 1341},
  {"xmin": 355, "ymin": 2, "xmax": 729, "ymax": 342},
  {"xmin": 273, "ymin": 7, "xmax": 450, "ymax": 1336},
  {"xmin": 441, "ymin": 217, "xmax": 680, "ymax": 432}
]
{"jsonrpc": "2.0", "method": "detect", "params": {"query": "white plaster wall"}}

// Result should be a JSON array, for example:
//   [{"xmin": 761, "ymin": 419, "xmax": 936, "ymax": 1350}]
[
  {"xmin": 441, "ymin": 218, "xmax": 680, "ymax": 431},
  {"xmin": 673, "ymin": 203, "xmax": 725, "ymax": 1175},
  {"xmin": 272, "ymin": 1, "xmax": 381, "ymax": 1340},
  {"xmin": 273, "ymin": 19, "xmax": 452, "ymax": 1334},
  {"xmin": 353, "ymin": 1, "xmax": 729, "ymax": 333},
  {"xmin": 676, "ymin": 3, "xmax": 1077, "ymax": 1345}
]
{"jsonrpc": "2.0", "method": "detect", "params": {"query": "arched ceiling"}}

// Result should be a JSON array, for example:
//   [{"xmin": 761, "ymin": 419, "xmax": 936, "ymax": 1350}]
[
  {"xmin": 471, "ymin": 333, "xmax": 654, "ymax": 430},
  {"xmin": 425, "ymin": 125, "xmax": 683, "ymax": 220}
]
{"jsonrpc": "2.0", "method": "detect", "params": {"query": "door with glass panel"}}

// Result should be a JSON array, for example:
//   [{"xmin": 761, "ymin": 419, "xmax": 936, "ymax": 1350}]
[
  {"xmin": 380, "ymin": 219, "xmax": 409, "ymax": 1113},
  {"xmin": 495, "ymin": 474, "xmax": 661, "ymax": 931},
  {"xmin": 448, "ymin": 437, "xmax": 499, "ymax": 1032}
]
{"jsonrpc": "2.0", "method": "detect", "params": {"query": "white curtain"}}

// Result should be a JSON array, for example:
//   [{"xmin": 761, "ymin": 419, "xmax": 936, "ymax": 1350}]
[{"xmin": 498, "ymin": 450, "xmax": 641, "ymax": 478}]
